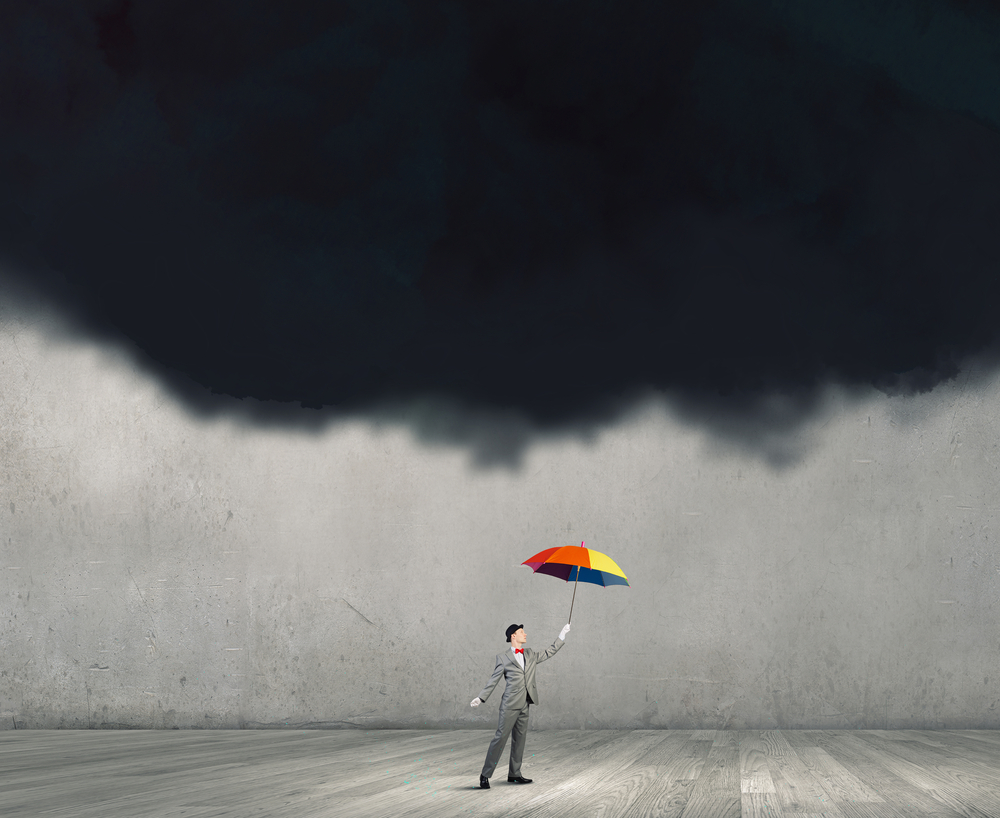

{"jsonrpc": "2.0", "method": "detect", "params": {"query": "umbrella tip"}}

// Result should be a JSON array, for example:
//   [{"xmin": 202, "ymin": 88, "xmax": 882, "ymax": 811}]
[{"xmin": 581, "ymin": 541, "xmax": 585, "ymax": 548}]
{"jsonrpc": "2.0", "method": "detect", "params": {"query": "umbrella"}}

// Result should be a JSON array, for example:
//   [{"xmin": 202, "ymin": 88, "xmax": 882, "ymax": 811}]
[{"xmin": 522, "ymin": 541, "xmax": 629, "ymax": 623}]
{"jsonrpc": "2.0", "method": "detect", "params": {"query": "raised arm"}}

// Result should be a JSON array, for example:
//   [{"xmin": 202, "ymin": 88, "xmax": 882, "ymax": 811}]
[{"xmin": 535, "ymin": 624, "xmax": 570, "ymax": 664}]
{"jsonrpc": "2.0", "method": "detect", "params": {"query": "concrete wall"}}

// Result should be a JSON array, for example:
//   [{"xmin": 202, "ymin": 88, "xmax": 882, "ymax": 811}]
[{"xmin": 1, "ymin": 297, "xmax": 999, "ymax": 730}]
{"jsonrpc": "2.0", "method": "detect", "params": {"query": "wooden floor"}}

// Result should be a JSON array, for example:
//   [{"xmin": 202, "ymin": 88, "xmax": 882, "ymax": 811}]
[{"xmin": 1, "ymin": 729, "xmax": 999, "ymax": 817}]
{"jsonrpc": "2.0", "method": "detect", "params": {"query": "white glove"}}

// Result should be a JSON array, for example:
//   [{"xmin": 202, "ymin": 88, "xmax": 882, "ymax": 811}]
[
  {"xmin": 471, "ymin": 697, "xmax": 482, "ymax": 707},
  {"xmin": 559, "ymin": 623, "xmax": 571, "ymax": 640}
]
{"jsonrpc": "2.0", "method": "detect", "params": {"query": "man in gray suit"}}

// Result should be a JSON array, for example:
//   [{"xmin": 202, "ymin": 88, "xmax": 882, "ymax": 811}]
[{"xmin": 471, "ymin": 622, "xmax": 571, "ymax": 788}]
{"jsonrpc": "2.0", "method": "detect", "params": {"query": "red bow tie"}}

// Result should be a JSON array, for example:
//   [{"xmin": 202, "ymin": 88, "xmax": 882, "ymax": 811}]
[{"xmin": 514, "ymin": 649, "xmax": 524, "ymax": 654}]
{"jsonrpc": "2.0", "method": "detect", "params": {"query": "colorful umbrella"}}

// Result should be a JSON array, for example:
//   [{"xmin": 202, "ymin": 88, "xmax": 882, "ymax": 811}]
[{"xmin": 522, "ymin": 541, "xmax": 629, "ymax": 623}]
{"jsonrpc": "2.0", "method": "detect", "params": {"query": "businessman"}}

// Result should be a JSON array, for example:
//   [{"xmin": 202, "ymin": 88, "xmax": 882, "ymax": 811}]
[{"xmin": 471, "ymin": 622, "xmax": 570, "ymax": 788}]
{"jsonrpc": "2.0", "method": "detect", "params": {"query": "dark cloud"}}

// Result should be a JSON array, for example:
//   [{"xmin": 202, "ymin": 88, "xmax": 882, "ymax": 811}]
[{"xmin": 3, "ymin": 0, "xmax": 1000, "ymax": 453}]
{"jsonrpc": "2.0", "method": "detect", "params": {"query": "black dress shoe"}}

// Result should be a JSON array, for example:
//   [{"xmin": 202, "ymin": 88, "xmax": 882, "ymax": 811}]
[
  {"xmin": 479, "ymin": 776, "xmax": 490, "ymax": 789},
  {"xmin": 508, "ymin": 776, "xmax": 533, "ymax": 784}
]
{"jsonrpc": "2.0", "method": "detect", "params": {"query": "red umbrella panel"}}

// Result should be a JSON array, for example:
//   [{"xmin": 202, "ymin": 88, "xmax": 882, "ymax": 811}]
[{"xmin": 522, "ymin": 542, "xmax": 629, "ymax": 622}]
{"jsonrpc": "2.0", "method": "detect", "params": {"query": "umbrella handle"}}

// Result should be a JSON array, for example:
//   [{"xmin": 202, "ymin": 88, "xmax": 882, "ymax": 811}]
[{"xmin": 568, "ymin": 569, "xmax": 580, "ymax": 624}]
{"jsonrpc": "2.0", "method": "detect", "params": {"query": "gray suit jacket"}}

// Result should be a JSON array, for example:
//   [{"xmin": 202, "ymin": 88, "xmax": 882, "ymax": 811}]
[{"xmin": 477, "ymin": 636, "xmax": 564, "ymax": 710}]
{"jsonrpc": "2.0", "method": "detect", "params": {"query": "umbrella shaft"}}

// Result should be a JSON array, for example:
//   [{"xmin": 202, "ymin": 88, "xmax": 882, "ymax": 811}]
[{"xmin": 568, "ymin": 570, "xmax": 580, "ymax": 623}]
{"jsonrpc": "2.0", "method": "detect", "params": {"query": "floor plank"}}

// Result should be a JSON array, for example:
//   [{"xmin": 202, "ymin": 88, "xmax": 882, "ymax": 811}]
[
  {"xmin": 844, "ymin": 731, "xmax": 1000, "ymax": 815},
  {"xmin": 616, "ymin": 733, "xmax": 701, "ymax": 818},
  {"xmin": 814, "ymin": 731, "xmax": 951, "ymax": 814},
  {"xmin": 0, "ymin": 730, "xmax": 998, "ymax": 817}
]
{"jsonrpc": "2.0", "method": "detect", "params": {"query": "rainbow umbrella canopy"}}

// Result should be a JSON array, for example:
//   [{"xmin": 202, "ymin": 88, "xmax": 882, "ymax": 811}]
[{"xmin": 522, "ymin": 541, "xmax": 629, "ymax": 622}]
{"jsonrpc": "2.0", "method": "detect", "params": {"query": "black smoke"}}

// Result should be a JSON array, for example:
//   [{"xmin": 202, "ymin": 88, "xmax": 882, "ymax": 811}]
[{"xmin": 3, "ymin": 0, "xmax": 1000, "ymax": 448}]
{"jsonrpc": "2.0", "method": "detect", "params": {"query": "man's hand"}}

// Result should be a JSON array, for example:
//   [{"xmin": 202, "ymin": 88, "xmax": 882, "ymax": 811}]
[
  {"xmin": 471, "ymin": 697, "xmax": 482, "ymax": 707},
  {"xmin": 559, "ymin": 623, "xmax": 571, "ymax": 640}
]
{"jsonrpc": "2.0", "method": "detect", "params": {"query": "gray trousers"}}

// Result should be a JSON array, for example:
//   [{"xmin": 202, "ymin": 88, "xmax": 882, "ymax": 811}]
[{"xmin": 481, "ymin": 703, "xmax": 530, "ymax": 779}]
